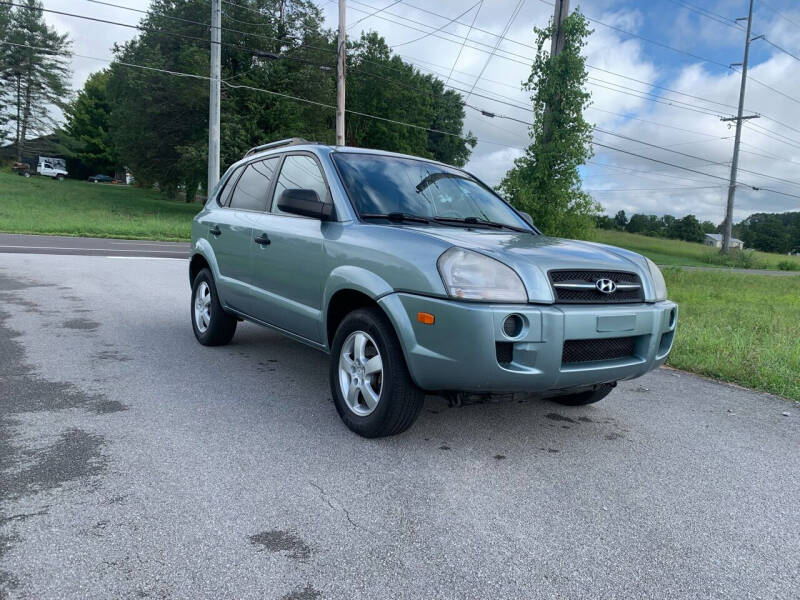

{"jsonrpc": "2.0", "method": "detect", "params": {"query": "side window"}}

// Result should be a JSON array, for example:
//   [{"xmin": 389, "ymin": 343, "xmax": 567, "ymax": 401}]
[
  {"xmin": 271, "ymin": 155, "xmax": 328, "ymax": 215},
  {"xmin": 228, "ymin": 158, "xmax": 279, "ymax": 211},
  {"xmin": 217, "ymin": 165, "xmax": 244, "ymax": 207}
]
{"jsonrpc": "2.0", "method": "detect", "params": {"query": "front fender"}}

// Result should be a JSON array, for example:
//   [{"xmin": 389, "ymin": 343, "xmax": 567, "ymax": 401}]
[{"xmin": 321, "ymin": 265, "xmax": 395, "ymax": 348}]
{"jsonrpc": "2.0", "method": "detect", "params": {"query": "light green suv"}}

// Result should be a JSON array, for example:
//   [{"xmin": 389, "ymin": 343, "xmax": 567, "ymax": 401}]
[{"xmin": 190, "ymin": 139, "xmax": 677, "ymax": 437}]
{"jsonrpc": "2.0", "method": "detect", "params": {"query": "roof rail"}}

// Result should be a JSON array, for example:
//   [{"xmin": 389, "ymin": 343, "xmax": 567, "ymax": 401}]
[{"xmin": 244, "ymin": 137, "xmax": 313, "ymax": 157}]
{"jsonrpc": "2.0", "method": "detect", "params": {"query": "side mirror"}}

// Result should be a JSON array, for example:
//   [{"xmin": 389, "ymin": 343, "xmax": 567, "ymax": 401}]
[
  {"xmin": 519, "ymin": 211, "xmax": 534, "ymax": 226},
  {"xmin": 277, "ymin": 188, "xmax": 333, "ymax": 220}
]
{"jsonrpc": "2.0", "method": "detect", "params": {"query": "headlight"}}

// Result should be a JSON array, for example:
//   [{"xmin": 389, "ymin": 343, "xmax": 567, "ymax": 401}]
[
  {"xmin": 437, "ymin": 247, "xmax": 527, "ymax": 302},
  {"xmin": 645, "ymin": 257, "xmax": 668, "ymax": 301}
]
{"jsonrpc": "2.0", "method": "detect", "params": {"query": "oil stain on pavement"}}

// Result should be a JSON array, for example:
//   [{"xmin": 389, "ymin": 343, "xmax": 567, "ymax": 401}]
[
  {"xmin": 248, "ymin": 530, "xmax": 312, "ymax": 562},
  {"xmin": 0, "ymin": 272, "xmax": 112, "ymax": 593}
]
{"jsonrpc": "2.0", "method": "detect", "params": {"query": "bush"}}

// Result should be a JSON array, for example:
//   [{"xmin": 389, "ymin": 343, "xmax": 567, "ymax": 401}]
[
  {"xmin": 701, "ymin": 248, "xmax": 765, "ymax": 270},
  {"xmin": 777, "ymin": 260, "xmax": 800, "ymax": 271}
]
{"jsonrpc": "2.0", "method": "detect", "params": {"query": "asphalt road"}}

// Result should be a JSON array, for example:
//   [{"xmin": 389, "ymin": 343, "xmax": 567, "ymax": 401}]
[
  {"xmin": 0, "ymin": 253, "xmax": 798, "ymax": 600},
  {"xmin": 0, "ymin": 233, "xmax": 190, "ymax": 258}
]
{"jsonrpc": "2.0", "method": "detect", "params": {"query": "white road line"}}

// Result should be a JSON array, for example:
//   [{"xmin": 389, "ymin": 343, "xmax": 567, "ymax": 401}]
[
  {"xmin": 108, "ymin": 241, "xmax": 187, "ymax": 247},
  {"xmin": 105, "ymin": 256, "xmax": 187, "ymax": 261},
  {"xmin": 0, "ymin": 245, "xmax": 187, "ymax": 254}
]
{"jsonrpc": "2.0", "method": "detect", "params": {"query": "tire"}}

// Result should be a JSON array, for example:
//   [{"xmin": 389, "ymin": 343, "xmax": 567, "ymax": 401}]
[
  {"xmin": 329, "ymin": 307, "xmax": 424, "ymax": 438},
  {"xmin": 550, "ymin": 382, "xmax": 616, "ymax": 406},
  {"xmin": 23, "ymin": 172, "xmax": 31, "ymax": 178},
  {"xmin": 191, "ymin": 268, "xmax": 237, "ymax": 346},
  {"xmin": 56, "ymin": 174, "xmax": 65, "ymax": 181}
]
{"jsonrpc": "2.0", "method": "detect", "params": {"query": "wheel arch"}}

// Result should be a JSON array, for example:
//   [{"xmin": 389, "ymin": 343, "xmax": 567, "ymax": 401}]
[
  {"xmin": 189, "ymin": 239, "xmax": 221, "ymax": 288},
  {"xmin": 323, "ymin": 266, "xmax": 395, "ymax": 350}
]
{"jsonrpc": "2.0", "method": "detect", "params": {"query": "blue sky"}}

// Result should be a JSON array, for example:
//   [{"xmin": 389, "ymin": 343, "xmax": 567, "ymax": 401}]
[{"xmin": 43, "ymin": 0, "xmax": 800, "ymax": 223}]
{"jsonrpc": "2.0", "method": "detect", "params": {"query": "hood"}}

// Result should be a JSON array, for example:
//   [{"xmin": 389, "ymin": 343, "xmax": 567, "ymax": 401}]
[{"xmin": 404, "ymin": 226, "xmax": 654, "ymax": 303}]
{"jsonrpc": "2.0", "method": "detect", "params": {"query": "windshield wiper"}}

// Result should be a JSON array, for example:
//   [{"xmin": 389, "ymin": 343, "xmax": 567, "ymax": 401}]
[
  {"xmin": 431, "ymin": 216, "xmax": 529, "ymax": 233},
  {"xmin": 361, "ymin": 212, "xmax": 431, "ymax": 224}
]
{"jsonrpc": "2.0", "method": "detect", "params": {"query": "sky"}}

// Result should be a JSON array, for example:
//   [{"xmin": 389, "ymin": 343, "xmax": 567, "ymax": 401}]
[{"xmin": 39, "ymin": 0, "xmax": 800, "ymax": 224}]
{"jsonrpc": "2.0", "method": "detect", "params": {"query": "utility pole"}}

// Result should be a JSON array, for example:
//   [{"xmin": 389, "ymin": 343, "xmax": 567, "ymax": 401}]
[
  {"xmin": 720, "ymin": 0, "xmax": 760, "ymax": 253},
  {"xmin": 542, "ymin": 0, "xmax": 569, "ymax": 143},
  {"xmin": 207, "ymin": 0, "xmax": 222, "ymax": 197},
  {"xmin": 336, "ymin": 0, "xmax": 346, "ymax": 146},
  {"xmin": 550, "ymin": 0, "xmax": 569, "ymax": 57}
]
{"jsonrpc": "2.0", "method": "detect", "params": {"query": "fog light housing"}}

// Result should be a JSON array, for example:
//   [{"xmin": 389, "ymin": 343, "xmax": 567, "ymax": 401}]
[{"xmin": 502, "ymin": 314, "xmax": 524, "ymax": 338}]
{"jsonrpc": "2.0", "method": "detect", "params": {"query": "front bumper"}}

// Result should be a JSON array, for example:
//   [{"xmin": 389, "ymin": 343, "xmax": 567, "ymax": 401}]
[{"xmin": 378, "ymin": 293, "xmax": 677, "ymax": 393}]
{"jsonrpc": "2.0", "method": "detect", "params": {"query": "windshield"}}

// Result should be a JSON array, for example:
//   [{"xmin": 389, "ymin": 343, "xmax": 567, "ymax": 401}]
[{"xmin": 332, "ymin": 153, "xmax": 534, "ymax": 231}]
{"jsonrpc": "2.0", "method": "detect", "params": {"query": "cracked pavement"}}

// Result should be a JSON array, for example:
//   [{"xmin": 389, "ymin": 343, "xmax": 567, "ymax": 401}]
[{"xmin": 0, "ymin": 253, "xmax": 798, "ymax": 599}]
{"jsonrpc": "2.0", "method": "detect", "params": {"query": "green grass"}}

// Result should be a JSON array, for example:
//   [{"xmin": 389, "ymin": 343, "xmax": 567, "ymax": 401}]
[
  {"xmin": 592, "ymin": 229, "xmax": 800, "ymax": 271},
  {"xmin": 664, "ymin": 268, "xmax": 800, "ymax": 401},
  {"xmin": 0, "ymin": 170, "xmax": 198, "ymax": 241}
]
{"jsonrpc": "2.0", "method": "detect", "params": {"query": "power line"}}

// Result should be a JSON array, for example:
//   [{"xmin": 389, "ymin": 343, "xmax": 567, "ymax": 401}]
[
  {"xmin": 445, "ymin": 0, "xmax": 483, "ymax": 85},
  {"xmin": 464, "ymin": 0, "xmax": 525, "ymax": 101},
  {"xmin": 661, "ymin": 0, "xmax": 743, "ymax": 31},
  {"xmin": 347, "ymin": 0, "xmax": 403, "ymax": 30},
  {"xmin": 586, "ymin": 185, "xmax": 722, "ymax": 192},
  {"xmin": 392, "ymin": 0, "xmax": 483, "ymax": 48},
  {"xmin": 759, "ymin": 0, "xmax": 800, "ymax": 29}
]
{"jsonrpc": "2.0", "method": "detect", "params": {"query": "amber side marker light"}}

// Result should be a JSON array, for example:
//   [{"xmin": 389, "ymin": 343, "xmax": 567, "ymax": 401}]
[{"xmin": 417, "ymin": 312, "xmax": 435, "ymax": 325}]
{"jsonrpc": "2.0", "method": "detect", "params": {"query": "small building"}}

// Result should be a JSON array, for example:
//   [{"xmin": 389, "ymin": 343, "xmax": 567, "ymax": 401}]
[{"xmin": 704, "ymin": 233, "xmax": 744, "ymax": 249}]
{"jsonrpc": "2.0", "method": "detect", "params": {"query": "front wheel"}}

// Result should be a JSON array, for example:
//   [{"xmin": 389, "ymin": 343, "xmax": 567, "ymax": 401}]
[
  {"xmin": 329, "ymin": 307, "xmax": 424, "ymax": 438},
  {"xmin": 191, "ymin": 268, "xmax": 237, "ymax": 346},
  {"xmin": 550, "ymin": 383, "xmax": 616, "ymax": 406},
  {"xmin": 55, "ymin": 174, "xmax": 65, "ymax": 181}
]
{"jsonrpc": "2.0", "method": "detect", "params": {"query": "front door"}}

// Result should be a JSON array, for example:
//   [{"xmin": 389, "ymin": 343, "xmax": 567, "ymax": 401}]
[{"xmin": 247, "ymin": 154, "xmax": 332, "ymax": 343}]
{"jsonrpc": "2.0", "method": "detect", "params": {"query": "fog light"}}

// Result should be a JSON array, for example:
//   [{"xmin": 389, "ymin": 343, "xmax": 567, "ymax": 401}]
[{"xmin": 502, "ymin": 314, "xmax": 523, "ymax": 338}]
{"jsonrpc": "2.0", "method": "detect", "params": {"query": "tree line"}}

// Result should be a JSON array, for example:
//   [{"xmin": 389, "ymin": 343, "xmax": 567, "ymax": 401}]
[
  {"xmin": 42, "ymin": 0, "xmax": 475, "ymax": 201},
  {"xmin": 734, "ymin": 212, "xmax": 800, "ymax": 254},
  {"xmin": 3, "ymin": 2, "xmax": 609, "ymax": 240},
  {"xmin": 596, "ymin": 210, "xmax": 718, "ymax": 243}
]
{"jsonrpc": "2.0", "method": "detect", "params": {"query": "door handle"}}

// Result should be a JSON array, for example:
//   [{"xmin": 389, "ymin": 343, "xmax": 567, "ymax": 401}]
[
  {"xmin": 254, "ymin": 233, "xmax": 271, "ymax": 246},
  {"xmin": 209, "ymin": 226, "xmax": 221, "ymax": 236}
]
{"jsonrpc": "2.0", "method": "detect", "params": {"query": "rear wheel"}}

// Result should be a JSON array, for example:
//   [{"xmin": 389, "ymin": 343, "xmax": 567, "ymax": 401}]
[
  {"xmin": 191, "ymin": 268, "xmax": 237, "ymax": 346},
  {"xmin": 550, "ymin": 383, "xmax": 616, "ymax": 406},
  {"xmin": 329, "ymin": 308, "xmax": 424, "ymax": 438}
]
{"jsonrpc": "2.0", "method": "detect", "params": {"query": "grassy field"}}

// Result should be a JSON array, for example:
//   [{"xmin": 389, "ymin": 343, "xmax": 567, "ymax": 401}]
[
  {"xmin": 0, "ymin": 169, "xmax": 198, "ymax": 241},
  {"xmin": 593, "ymin": 229, "xmax": 800, "ymax": 271},
  {"xmin": 664, "ymin": 268, "xmax": 800, "ymax": 401}
]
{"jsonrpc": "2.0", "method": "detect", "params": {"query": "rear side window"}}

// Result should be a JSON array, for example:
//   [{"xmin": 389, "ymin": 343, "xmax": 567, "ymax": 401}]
[
  {"xmin": 217, "ymin": 165, "xmax": 244, "ymax": 207},
  {"xmin": 229, "ymin": 158, "xmax": 279, "ymax": 211},
  {"xmin": 270, "ymin": 155, "xmax": 328, "ymax": 214}
]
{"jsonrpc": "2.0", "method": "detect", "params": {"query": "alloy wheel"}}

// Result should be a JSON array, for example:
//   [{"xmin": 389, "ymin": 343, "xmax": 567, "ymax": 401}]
[
  {"xmin": 338, "ymin": 330, "xmax": 383, "ymax": 416},
  {"xmin": 194, "ymin": 281, "xmax": 212, "ymax": 333}
]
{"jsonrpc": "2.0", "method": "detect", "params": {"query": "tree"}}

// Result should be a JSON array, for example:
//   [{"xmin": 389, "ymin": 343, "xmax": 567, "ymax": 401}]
[
  {"xmin": 701, "ymin": 220, "xmax": 717, "ymax": 234},
  {"xmin": 104, "ymin": 1, "xmax": 474, "ymax": 199},
  {"xmin": 0, "ymin": 0, "xmax": 71, "ymax": 160},
  {"xmin": 497, "ymin": 11, "xmax": 599, "ymax": 238},
  {"xmin": 613, "ymin": 210, "xmax": 627, "ymax": 229},
  {"xmin": 0, "ymin": 4, "xmax": 12, "ymax": 143},
  {"xmin": 62, "ymin": 70, "xmax": 118, "ymax": 176},
  {"xmin": 346, "ymin": 32, "xmax": 475, "ymax": 165}
]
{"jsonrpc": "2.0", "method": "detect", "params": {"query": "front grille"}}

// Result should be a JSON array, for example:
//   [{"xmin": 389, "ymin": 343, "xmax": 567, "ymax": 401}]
[
  {"xmin": 562, "ymin": 336, "xmax": 637, "ymax": 364},
  {"xmin": 549, "ymin": 270, "xmax": 644, "ymax": 304}
]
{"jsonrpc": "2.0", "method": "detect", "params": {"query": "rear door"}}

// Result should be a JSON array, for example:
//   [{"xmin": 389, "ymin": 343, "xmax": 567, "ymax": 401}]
[
  {"xmin": 203, "ymin": 159, "xmax": 278, "ymax": 312},
  {"xmin": 246, "ymin": 153, "xmax": 333, "ymax": 343}
]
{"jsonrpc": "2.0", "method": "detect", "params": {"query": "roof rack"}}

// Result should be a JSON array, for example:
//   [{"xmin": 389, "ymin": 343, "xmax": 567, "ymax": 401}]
[{"xmin": 244, "ymin": 137, "xmax": 315, "ymax": 157}]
